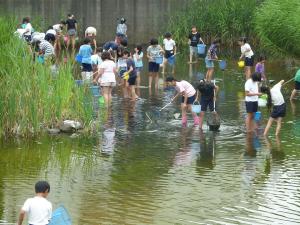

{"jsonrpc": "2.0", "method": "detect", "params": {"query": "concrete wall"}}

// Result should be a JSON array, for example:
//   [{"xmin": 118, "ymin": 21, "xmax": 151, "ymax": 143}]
[{"xmin": 0, "ymin": 0, "xmax": 189, "ymax": 44}]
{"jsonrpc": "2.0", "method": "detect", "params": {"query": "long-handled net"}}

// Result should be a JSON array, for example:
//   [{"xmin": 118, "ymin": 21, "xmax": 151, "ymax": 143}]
[{"xmin": 207, "ymin": 80, "xmax": 221, "ymax": 131}]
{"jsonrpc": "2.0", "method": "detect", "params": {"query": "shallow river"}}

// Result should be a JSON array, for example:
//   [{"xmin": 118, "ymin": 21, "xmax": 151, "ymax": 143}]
[{"xmin": 1, "ymin": 56, "xmax": 300, "ymax": 225}]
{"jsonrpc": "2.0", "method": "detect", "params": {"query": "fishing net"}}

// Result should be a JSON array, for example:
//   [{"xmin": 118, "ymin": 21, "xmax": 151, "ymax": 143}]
[
  {"xmin": 48, "ymin": 206, "xmax": 72, "ymax": 225},
  {"xmin": 207, "ymin": 112, "xmax": 221, "ymax": 131}
]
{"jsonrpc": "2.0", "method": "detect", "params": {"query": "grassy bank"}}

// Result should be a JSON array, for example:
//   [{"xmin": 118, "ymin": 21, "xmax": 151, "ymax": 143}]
[{"xmin": 0, "ymin": 17, "xmax": 94, "ymax": 137}]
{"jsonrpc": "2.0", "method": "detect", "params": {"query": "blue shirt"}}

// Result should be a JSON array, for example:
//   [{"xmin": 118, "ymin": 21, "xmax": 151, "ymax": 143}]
[
  {"xmin": 79, "ymin": 44, "xmax": 92, "ymax": 64},
  {"xmin": 133, "ymin": 52, "xmax": 143, "ymax": 68}
]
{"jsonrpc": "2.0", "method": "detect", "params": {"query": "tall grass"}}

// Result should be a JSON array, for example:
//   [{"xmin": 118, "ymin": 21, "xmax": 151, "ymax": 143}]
[
  {"xmin": 254, "ymin": 0, "xmax": 300, "ymax": 58},
  {"xmin": 0, "ymin": 17, "xmax": 94, "ymax": 137}
]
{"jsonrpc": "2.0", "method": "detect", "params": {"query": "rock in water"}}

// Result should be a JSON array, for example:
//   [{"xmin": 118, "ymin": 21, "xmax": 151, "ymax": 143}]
[{"xmin": 60, "ymin": 120, "xmax": 83, "ymax": 133}]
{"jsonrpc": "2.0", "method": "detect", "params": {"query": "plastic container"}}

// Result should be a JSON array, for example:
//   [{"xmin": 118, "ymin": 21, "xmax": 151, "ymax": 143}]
[
  {"xmin": 192, "ymin": 101, "xmax": 201, "ymax": 113},
  {"xmin": 168, "ymin": 55, "xmax": 175, "ymax": 65},
  {"xmin": 258, "ymin": 98, "xmax": 267, "ymax": 107},
  {"xmin": 254, "ymin": 111, "xmax": 262, "ymax": 121},
  {"xmin": 238, "ymin": 60, "xmax": 245, "ymax": 68},
  {"xmin": 155, "ymin": 56, "xmax": 163, "ymax": 64},
  {"xmin": 90, "ymin": 85, "xmax": 100, "ymax": 97},
  {"xmin": 75, "ymin": 80, "xmax": 84, "ymax": 86},
  {"xmin": 197, "ymin": 44, "xmax": 206, "ymax": 54},
  {"xmin": 37, "ymin": 55, "xmax": 44, "ymax": 64},
  {"xmin": 75, "ymin": 54, "xmax": 82, "ymax": 63},
  {"xmin": 219, "ymin": 60, "xmax": 227, "ymax": 70}
]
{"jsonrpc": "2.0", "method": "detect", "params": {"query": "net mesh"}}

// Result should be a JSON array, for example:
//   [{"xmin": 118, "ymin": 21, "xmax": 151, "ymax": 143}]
[{"xmin": 49, "ymin": 206, "xmax": 72, "ymax": 225}]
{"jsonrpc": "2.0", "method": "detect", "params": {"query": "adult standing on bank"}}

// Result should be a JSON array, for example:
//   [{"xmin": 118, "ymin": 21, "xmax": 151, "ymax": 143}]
[
  {"xmin": 239, "ymin": 37, "xmax": 254, "ymax": 80},
  {"xmin": 188, "ymin": 26, "xmax": 204, "ymax": 64},
  {"xmin": 66, "ymin": 14, "xmax": 77, "ymax": 51}
]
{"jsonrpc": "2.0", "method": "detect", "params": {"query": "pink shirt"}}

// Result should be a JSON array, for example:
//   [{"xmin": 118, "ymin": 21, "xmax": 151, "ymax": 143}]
[{"xmin": 175, "ymin": 80, "xmax": 196, "ymax": 97}]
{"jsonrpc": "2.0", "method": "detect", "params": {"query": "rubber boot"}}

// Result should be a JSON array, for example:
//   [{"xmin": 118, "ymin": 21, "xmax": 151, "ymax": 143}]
[
  {"xmin": 182, "ymin": 115, "xmax": 187, "ymax": 127},
  {"xmin": 193, "ymin": 115, "xmax": 199, "ymax": 126}
]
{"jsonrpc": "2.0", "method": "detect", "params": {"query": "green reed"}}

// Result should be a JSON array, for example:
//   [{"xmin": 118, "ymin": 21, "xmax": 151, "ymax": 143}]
[
  {"xmin": 254, "ymin": 0, "xmax": 300, "ymax": 58},
  {"xmin": 0, "ymin": 17, "xmax": 94, "ymax": 137},
  {"xmin": 167, "ymin": 0, "xmax": 262, "ymax": 48}
]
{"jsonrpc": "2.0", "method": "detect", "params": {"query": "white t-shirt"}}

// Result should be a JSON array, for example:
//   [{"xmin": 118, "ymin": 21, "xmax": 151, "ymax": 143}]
[
  {"xmin": 270, "ymin": 83, "xmax": 285, "ymax": 106},
  {"xmin": 85, "ymin": 27, "xmax": 97, "ymax": 36},
  {"xmin": 245, "ymin": 79, "xmax": 258, "ymax": 102},
  {"xmin": 24, "ymin": 23, "xmax": 33, "ymax": 36},
  {"xmin": 163, "ymin": 38, "xmax": 176, "ymax": 51},
  {"xmin": 46, "ymin": 29, "xmax": 56, "ymax": 36},
  {"xmin": 53, "ymin": 24, "xmax": 62, "ymax": 33},
  {"xmin": 241, "ymin": 43, "xmax": 254, "ymax": 58},
  {"xmin": 22, "ymin": 196, "xmax": 52, "ymax": 225},
  {"xmin": 99, "ymin": 60, "xmax": 116, "ymax": 83},
  {"xmin": 91, "ymin": 54, "xmax": 102, "ymax": 65},
  {"xmin": 175, "ymin": 80, "xmax": 196, "ymax": 97}
]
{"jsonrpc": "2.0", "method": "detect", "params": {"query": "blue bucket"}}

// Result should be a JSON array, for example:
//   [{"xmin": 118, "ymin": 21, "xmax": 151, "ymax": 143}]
[
  {"xmin": 168, "ymin": 55, "xmax": 175, "ymax": 65},
  {"xmin": 75, "ymin": 80, "xmax": 84, "ymax": 86},
  {"xmin": 75, "ymin": 54, "xmax": 82, "ymax": 63},
  {"xmin": 254, "ymin": 111, "xmax": 262, "ymax": 121},
  {"xmin": 37, "ymin": 55, "xmax": 44, "ymax": 64},
  {"xmin": 155, "ymin": 56, "xmax": 163, "ymax": 64},
  {"xmin": 48, "ymin": 206, "xmax": 72, "ymax": 225},
  {"xmin": 192, "ymin": 101, "xmax": 201, "ymax": 113},
  {"xmin": 197, "ymin": 44, "xmax": 206, "ymax": 54},
  {"xmin": 90, "ymin": 85, "xmax": 100, "ymax": 97},
  {"xmin": 219, "ymin": 60, "xmax": 227, "ymax": 70}
]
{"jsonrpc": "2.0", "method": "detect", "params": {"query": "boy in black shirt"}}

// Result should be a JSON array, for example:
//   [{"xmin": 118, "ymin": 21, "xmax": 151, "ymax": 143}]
[
  {"xmin": 66, "ymin": 14, "xmax": 77, "ymax": 51},
  {"xmin": 188, "ymin": 26, "xmax": 205, "ymax": 64}
]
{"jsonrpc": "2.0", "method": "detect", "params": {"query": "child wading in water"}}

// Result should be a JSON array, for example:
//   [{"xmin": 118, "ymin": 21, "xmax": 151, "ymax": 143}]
[
  {"xmin": 133, "ymin": 44, "xmax": 143, "ymax": 87},
  {"xmin": 290, "ymin": 68, "xmax": 300, "ymax": 100},
  {"xmin": 18, "ymin": 181, "xmax": 52, "ymax": 225},
  {"xmin": 166, "ymin": 76, "xmax": 199, "ymax": 126},
  {"xmin": 245, "ymin": 72, "xmax": 262, "ymax": 132},
  {"xmin": 147, "ymin": 38, "xmax": 164, "ymax": 89},
  {"xmin": 261, "ymin": 80, "xmax": 286, "ymax": 136},
  {"xmin": 197, "ymin": 79, "xmax": 219, "ymax": 129},
  {"xmin": 239, "ymin": 37, "xmax": 254, "ymax": 80},
  {"xmin": 205, "ymin": 38, "xmax": 221, "ymax": 81},
  {"xmin": 255, "ymin": 55, "xmax": 267, "ymax": 82},
  {"xmin": 123, "ymin": 50, "xmax": 139, "ymax": 101}
]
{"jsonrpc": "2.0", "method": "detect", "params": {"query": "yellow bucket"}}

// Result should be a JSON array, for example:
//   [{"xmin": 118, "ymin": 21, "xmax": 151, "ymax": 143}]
[
  {"xmin": 123, "ymin": 72, "xmax": 130, "ymax": 81},
  {"xmin": 238, "ymin": 60, "xmax": 245, "ymax": 68}
]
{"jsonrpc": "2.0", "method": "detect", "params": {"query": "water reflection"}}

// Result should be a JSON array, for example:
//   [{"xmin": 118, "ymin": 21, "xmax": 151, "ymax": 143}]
[
  {"xmin": 100, "ymin": 109, "xmax": 116, "ymax": 155},
  {"xmin": 196, "ymin": 131, "xmax": 215, "ymax": 172}
]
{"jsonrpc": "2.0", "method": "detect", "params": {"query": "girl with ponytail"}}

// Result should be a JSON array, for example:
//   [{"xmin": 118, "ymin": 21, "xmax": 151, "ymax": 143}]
[{"xmin": 261, "ymin": 80, "xmax": 286, "ymax": 136}]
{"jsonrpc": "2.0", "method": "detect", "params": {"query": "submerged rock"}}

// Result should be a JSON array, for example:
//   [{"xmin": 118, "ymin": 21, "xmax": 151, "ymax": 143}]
[
  {"xmin": 59, "ymin": 120, "xmax": 83, "ymax": 133},
  {"xmin": 47, "ymin": 128, "xmax": 60, "ymax": 134}
]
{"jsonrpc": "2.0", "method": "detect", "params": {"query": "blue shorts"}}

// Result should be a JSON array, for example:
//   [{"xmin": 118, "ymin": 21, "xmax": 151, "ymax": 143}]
[
  {"xmin": 181, "ymin": 94, "xmax": 196, "ymax": 105},
  {"xmin": 271, "ymin": 103, "xmax": 286, "ymax": 118},
  {"xmin": 295, "ymin": 81, "xmax": 300, "ymax": 90},
  {"xmin": 128, "ymin": 76, "xmax": 137, "ymax": 86},
  {"xmin": 245, "ymin": 56, "xmax": 254, "ymax": 67},
  {"xmin": 136, "ymin": 67, "xmax": 143, "ymax": 73},
  {"xmin": 201, "ymin": 98, "xmax": 214, "ymax": 112},
  {"xmin": 149, "ymin": 62, "xmax": 160, "ymax": 73},
  {"xmin": 205, "ymin": 57, "xmax": 214, "ymax": 68},
  {"xmin": 245, "ymin": 101, "xmax": 258, "ymax": 113},
  {"xmin": 82, "ymin": 63, "xmax": 92, "ymax": 72}
]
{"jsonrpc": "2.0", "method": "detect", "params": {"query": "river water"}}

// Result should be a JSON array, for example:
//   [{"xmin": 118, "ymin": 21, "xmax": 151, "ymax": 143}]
[{"xmin": 1, "ymin": 56, "xmax": 300, "ymax": 224}]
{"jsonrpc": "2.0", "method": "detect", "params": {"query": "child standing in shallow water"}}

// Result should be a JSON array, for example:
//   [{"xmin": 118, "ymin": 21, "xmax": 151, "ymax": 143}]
[
  {"xmin": 18, "ymin": 181, "xmax": 52, "ymax": 225},
  {"xmin": 255, "ymin": 56, "xmax": 267, "ymax": 82},
  {"xmin": 166, "ymin": 76, "xmax": 199, "ymax": 127},
  {"xmin": 261, "ymin": 80, "xmax": 286, "ymax": 136},
  {"xmin": 133, "ymin": 44, "xmax": 143, "ymax": 87}
]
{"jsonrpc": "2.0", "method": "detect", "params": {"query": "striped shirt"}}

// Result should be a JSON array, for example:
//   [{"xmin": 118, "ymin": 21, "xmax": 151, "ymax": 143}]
[{"xmin": 39, "ymin": 40, "xmax": 54, "ymax": 57}]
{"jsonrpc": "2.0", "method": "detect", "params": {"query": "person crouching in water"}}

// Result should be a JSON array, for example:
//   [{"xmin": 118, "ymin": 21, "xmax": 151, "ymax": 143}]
[
  {"xmin": 197, "ymin": 79, "xmax": 219, "ymax": 130},
  {"xmin": 166, "ymin": 76, "xmax": 199, "ymax": 127},
  {"xmin": 261, "ymin": 80, "xmax": 286, "ymax": 136},
  {"xmin": 245, "ymin": 72, "xmax": 262, "ymax": 132}
]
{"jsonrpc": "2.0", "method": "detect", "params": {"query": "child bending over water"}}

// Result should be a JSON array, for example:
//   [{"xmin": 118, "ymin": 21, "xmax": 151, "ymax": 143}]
[
  {"xmin": 166, "ymin": 76, "xmax": 199, "ymax": 127},
  {"xmin": 261, "ymin": 80, "xmax": 286, "ymax": 136}
]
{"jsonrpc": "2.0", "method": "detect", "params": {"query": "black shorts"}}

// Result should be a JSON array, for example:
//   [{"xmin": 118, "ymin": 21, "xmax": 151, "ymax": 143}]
[
  {"xmin": 201, "ymin": 98, "xmax": 214, "ymax": 112},
  {"xmin": 245, "ymin": 101, "xmax": 258, "ymax": 113},
  {"xmin": 295, "ymin": 81, "xmax": 300, "ymax": 90},
  {"xmin": 245, "ymin": 56, "xmax": 254, "ymax": 67},
  {"xmin": 148, "ymin": 62, "xmax": 160, "ymax": 73},
  {"xmin": 181, "ymin": 94, "xmax": 196, "ymax": 105},
  {"xmin": 165, "ymin": 50, "xmax": 174, "ymax": 59},
  {"xmin": 127, "ymin": 76, "xmax": 137, "ymax": 86},
  {"xmin": 271, "ymin": 103, "xmax": 286, "ymax": 118},
  {"xmin": 82, "ymin": 63, "xmax": 92, "ymax": 72}
]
